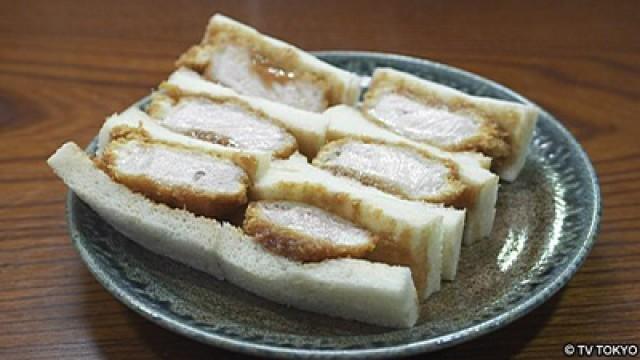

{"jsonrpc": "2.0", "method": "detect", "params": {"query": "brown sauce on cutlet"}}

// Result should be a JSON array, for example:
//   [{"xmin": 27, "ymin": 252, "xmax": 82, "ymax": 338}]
[{"xmin": 250, "ymin": 52, "xmax": 296, "ymax": 87}]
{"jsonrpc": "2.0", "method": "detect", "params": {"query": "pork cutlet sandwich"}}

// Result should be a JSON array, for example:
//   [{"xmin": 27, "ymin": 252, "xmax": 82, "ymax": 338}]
[
  {"xmin": 47, "ymin": 13, "xmax": 537, "ymax": 329},
  {"xmin": 176, "ymin": 14, "xmax": 361, "ymax": 112}
]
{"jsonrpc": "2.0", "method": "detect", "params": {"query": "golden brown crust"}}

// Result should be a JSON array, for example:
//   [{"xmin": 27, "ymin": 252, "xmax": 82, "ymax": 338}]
[
  {"xmin": 313, "ymin": 138, "xmax": 470, "ymax": 207},
  {"xmin": 363, "ymin": 72, "xmax": 512, "ymax": 162},
  {"xmin": 107, "ymin": 125, "xmax": 154, "ymax": 145},
  {"xmin": 176, "ymin": 19, "xmax": 358, "ymax": 109},
  {"xmin": 242, "ymin": 201, "xmax": 377, "ymax": 262},
  {"xmin": 175, "ymin": 45, "xmax": 213, "ymax": 73},
  {"xmin": 146, "ymin": 93, "xmax": 176, "ymax": 118},
  {"xmin": 148, "ymin": 87, "xmax": 298, "ymax": 159},
  {"xmin": 96, "ymin": 136, "xmax": 249, "ymax": 219}
]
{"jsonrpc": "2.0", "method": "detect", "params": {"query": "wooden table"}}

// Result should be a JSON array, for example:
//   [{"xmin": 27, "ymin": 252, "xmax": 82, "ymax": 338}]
[{"xmin": 1, "ymin": 1, "xmax": 638, "ymax": 358}]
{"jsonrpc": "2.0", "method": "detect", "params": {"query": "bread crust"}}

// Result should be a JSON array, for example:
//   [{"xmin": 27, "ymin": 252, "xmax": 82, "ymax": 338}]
[
  {"xmin": 97, "ymin": 134, "xmax": 249, "ymax": 218},
  {"xmin": 243, "ymin": 201, "xmax": 378, "ymax": 262},
  {"xmin": 148, "ymin": 88, "xmax": 298, "ymax": 159},
  {"xmin": 313, "ymin": 138, "xmax": 469, "ymax": 207}
]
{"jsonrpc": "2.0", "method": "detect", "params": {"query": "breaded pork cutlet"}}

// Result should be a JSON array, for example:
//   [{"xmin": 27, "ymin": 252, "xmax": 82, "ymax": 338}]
[
  {"xmin": 363, "ymin": 68, "xmax": 538, "ymax": 181},
  {"xmin": 176, "ymin": 14, "xmax": 361, "ymax": 112},
  {"xmin": 98, "ymin": 135, "xmax": 249, "ymax": 218},
  {"xmin": 148, "ymin": 93, "xmax": 298, "ymax": 158},
  {"xmin": 243, "ymin": 200, "xmax": 378, "ymax": 262}
]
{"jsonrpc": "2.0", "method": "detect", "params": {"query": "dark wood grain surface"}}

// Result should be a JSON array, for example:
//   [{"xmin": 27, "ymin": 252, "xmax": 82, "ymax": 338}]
[{"xmin": 1, "ymin": 1, "xmax": 638, "ymax": 358}]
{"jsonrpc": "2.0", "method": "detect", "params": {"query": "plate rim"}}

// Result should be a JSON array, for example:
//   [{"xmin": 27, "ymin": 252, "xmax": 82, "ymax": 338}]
[{"xmin": 67, "ymin": 50, "xmax": 602, "ymax": 359}]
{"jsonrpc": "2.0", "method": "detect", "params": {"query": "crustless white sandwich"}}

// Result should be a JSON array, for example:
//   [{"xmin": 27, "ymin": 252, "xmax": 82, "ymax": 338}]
[{"xmin": 46, "ymin": 13, "xmax": 538, "ymax": 329}]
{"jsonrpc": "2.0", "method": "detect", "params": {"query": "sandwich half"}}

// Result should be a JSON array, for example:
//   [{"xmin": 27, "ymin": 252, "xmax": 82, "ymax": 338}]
[
  {"xmin": 362, "ymin": 68, "xmax": 538, "ymax": 181},
  {"xmin": 98, "ymin": 133, "xmax": 249, "ymax": 218},
  {"xmin": 154, "ymin": 68, "xmax": 328, "ymax": 158},
  {"xmin": 96, "ymin": 107, "xmax": 271, "ymax": 180},
  {"xmin": 251, "ymin": 154, "xmax": 464, "ymax": 298},
  {"xmin": 314, "ymin": 139, "xmax": 468, "ymax": 279},
  {"xmin": 48, "ymin": 142, "xmax": 419, "ymax": 328},
  {"xmin": 176, "ymin": 14, "xmax": 361, "ymax": 112},
  {"xmin": 147, "ymin": 92, "xmax": 298, "ymax": 158},
  {"xmin": 324, "ymin": 105, "xmax": 498, "ymax": 244}
]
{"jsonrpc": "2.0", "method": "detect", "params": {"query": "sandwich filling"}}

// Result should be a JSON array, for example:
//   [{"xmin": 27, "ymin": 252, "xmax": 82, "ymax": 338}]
[
  {"xmin": 205, "ymin": 44, "xmax": 328, "ymax": 112},
  {"xmin": 363, "ymin": 91, "xmax": 510, "ymax": 160},
  {"xmin": 314, "ymin": 140, "xmax": 466, "ymax": 204},
  {"xmin": 243, "ymin": 200, "xmax": 378, "ymax": 262},
  {"xmin": 99, "ymin": 137, "xmax": 249, "ymax": 217},
  {"xmin": 175, "ymin": 14, "xmax": 362, "ymax": 112},
  {"xmin": 150, "ymin": 96, "xmax": 297, "ymax": 158}
]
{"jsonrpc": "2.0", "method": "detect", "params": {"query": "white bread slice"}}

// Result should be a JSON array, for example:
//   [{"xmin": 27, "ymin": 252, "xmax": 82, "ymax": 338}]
[
  {"xmin": 251, "ymin": 154, "xmax": 460, "ymax": 297},
  {"xmin": 325, "ymin": 105, "xmax": 498, "ymax": 244},
  {"xmin": 96, "ymin": 107, "xmax": 271, "ymax": 180},
  {"xmin": 47, "ymin": 142, "xmax": 419, "ymax": 328},
  {"xmin": 365, "ymin": 68, "xmax": 538, "ymax": 181},
  {"xmin": 156, "ymin": 68, "xmax": 328, "ymax": 158},
  {"xmin": 176, "ymin": 14, "xmax": 361, "ymax": 112}
]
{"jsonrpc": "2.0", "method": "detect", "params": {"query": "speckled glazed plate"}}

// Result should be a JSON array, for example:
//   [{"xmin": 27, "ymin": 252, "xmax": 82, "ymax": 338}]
[{"xmin": 67, "ymin": 52, "xmax": 601, "ymax": 358}]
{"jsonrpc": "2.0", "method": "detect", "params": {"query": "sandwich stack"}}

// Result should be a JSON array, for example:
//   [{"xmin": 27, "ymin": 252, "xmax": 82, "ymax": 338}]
[{"xmin": 48, "ymin": 14, "xmax": 538, "ymax": 328}]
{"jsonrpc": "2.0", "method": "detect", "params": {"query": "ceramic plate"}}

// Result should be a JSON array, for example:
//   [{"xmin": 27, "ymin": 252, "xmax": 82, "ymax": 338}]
[{"xmin": 67, "ymin": 51, "xmax": 601, "ymax": 358}]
